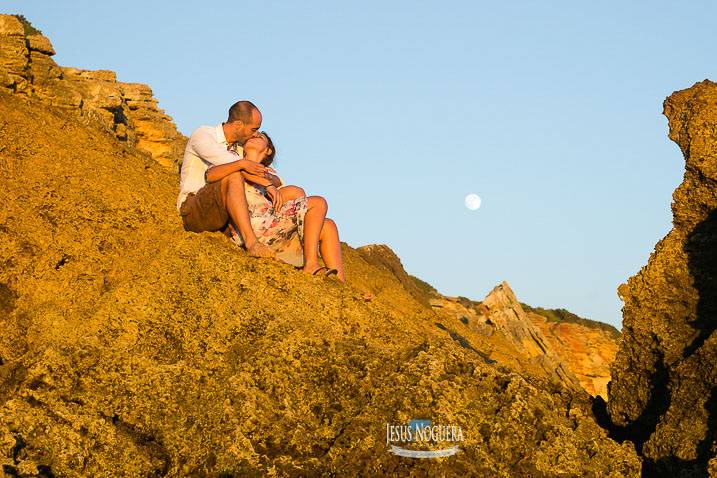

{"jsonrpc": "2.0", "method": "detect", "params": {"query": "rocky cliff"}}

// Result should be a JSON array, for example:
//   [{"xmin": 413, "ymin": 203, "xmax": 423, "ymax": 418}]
[
  {"xmin": 357, "ymin": 247, "xmax": 595, "ymax": 395},
  {"xmin": 429, "ymin": 286, "xmax": 620, "ymax": 400},
  {"xmin": 0, "ymin": 78, "xmax": 641, "ymax": 478},
  {"xmin": 528, "ymin": 313, "xmax": 619, "ymax": 399},
  {"xmin": 599, "ymin": 80, "xmax": 717, "ymax": 477},
  {"xmin": 0, "ymin": 14, "xmax": 643, "ymax": 477},
  {"xmin": 0, "ymin": 14, "xmax": 185, "ymax": 169}
]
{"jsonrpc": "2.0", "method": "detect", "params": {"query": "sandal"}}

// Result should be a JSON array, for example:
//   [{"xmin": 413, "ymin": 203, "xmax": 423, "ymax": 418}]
[
  {"xmin": 308, "ymin": 266, "xmax": 339, "ymax": 277},
  {"xmin": 309, "ymin": 265, "xmax": 330, "ymax": 276}
]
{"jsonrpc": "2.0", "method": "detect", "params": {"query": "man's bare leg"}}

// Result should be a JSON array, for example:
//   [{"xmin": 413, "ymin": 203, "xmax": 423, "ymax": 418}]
[
  {"xmin": 302, "ymin": 195, "xmax": 328, "ymax": 274},
  {"xmin": 220, "ymin": 172, "xmax": 274, "ymax": 258},
  {"xmin": 318, "ymin": 218, "xmax": 345, "ymax": 282}
]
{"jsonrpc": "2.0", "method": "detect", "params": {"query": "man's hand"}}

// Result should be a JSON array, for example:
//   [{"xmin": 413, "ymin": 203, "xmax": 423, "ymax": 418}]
[
  {"xmin": 266, "ymin": 185, "xmax": 284, "ymax": 213},
  {"xmin": 206, "ymin": 158, "xmax": 268, "ymax": 183},
  {"xmin": 240, "ymin": 159, "xmax": 269, "ymax": 177}
]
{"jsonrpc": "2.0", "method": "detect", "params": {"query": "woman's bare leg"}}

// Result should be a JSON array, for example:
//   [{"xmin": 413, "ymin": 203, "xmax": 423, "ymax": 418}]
[
  {"xmin": 302, "ymin": 195, "xmax": 327, "ymax": 274},
  {"xmin": 319, "ymin": 218, "xmax": 345, "ymax": 282},
  {"xmin": 278, "ymin": 185, "xmax": 305, "ymax": 202}
]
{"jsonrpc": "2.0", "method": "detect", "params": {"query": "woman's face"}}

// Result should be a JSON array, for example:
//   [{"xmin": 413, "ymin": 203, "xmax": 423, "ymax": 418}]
[{"xmin": 243, "ymin": 134, "xmax": 272, "ymax": 162}]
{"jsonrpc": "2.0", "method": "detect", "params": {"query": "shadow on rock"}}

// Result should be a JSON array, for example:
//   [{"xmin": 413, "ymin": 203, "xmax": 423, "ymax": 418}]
[{"xmin": 594, "ymin": 207, "xmax": 717, "ymax": 477}]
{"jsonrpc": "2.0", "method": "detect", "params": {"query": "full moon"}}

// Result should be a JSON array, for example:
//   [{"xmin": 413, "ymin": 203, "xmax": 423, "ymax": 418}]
[{"xmin": 464, "ymin": 193, "xmax": 482, "ymax": 210}]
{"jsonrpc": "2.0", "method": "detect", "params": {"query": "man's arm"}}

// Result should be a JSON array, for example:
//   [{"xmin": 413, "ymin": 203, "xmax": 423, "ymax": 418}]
[
  {"xmin": 192, "ymin": 128, "xmax": 241, "ymax": 166},
  {"xmin": 189, "ymin": 128, "xmax": 268, "ymax": 183},
  {"xmin": 206, "ymin": 160, "xmax": 271, "ymax": 183},
  {"xmin": 240, "ymin": 171, "xmax": 281, "ymax": 187}
]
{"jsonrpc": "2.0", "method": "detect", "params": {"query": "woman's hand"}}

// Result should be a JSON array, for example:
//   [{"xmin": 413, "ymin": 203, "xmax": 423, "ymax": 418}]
[{"xmin": 266, "ymin": 185, "xmax": 284, "ymax": 213}]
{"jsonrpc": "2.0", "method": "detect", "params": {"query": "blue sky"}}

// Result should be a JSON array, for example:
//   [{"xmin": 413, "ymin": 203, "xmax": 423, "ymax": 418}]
[{"xmin": 6, "ymin": 1, "xmax": 716, "ymax": 328}]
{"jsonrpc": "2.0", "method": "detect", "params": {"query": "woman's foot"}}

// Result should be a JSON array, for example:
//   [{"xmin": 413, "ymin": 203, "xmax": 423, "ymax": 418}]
[
  {"xmin": 305, "ymin": 265, "xmax": 330, "ymax": 275},
  {"xmin": 247, "ymin": 241, "xmax": 276, "ymax": 258},
  {"xmin": 302, "ymin": 263, "xmax": 336, "ymax": 276},
  {"xmin": 323, "ymin": 268, "xmax": 346, "ymax": 283}
]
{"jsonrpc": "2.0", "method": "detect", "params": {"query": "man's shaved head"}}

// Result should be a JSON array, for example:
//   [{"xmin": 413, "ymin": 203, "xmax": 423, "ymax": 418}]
[
  {"xmin": 228, "ymin": 100, "xmax": 260, "ymax": 124},
  {"xmin": 224, "ymin": 100, "xmax": 262, "ymax": 145}
]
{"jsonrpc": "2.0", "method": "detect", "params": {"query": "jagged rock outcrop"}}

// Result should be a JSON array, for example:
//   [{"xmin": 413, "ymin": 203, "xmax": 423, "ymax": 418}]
[
  {"xmin": 0, "ymin": 88, "xmax": 642, "ymax": 476},
  {"xmin": 433, "ymin": 287, "xmax": 620, "ymax": 400},
  {"xmin": 603, "ymin": 80, "xmax": 717, "ymax": 477},
  {"xmin": 528, "ymin": 312, "xmax": 619, "ymax": 399},
  {"xmin": 356, "ymin": 244, "xmax": 590, "ymax": 395},
  {"xmin": 427, "ymin": 283, "xmax": 584, "ymax": 394},
  {"xmin": 0, "ymin": 14, "xmax": 185, "ymax": 169},
  {"xmin": 480, "ymin": 282, "xmax": 583, "ymax": 391}
]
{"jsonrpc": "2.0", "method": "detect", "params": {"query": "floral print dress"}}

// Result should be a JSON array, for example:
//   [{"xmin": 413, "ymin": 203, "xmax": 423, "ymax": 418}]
[{"xmin": 227, "ymin": 165, "xmax": 308, "ymax": 267}]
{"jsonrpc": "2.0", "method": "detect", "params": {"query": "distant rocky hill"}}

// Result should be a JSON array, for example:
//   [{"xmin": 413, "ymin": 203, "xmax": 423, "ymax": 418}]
[
  {"xmin": 0, "ymin": 14, "xmax": 185, "ymax": 169},
  {"xmin": 520, "ymin": 302, "xmax": 620, "ymax": 336},
  {"xmin": 0, "ymin": 13, "xmax": 641, "ymax": 477},
  {"xmin": 355, "ymin": 244, "xmax": 621, "ymax": 398},
  {"xmin": 504, "ymin": 303, "xmax": 620, "ymax": 399},
  {"xmin": 426, "ymin": 284, "xmax": 617, "ymax": 399},
  {"xmin": 527, "ymin": 312, "xmax": 618, "ymax": 399}
]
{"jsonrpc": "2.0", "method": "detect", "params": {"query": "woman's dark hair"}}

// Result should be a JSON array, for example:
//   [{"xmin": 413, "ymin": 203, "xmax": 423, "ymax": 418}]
[{"xmin": 260, "ymin": 131, "xmax": 276, "ymax": 167}]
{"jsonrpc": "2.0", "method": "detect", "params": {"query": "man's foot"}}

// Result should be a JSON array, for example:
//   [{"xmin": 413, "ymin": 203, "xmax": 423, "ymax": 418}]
[{"xmin": 247, "ymin": 241, "xmax": 275, "ymax": 258}]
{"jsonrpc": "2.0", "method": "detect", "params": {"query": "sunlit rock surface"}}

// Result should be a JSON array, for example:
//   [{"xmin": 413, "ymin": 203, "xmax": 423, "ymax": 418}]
[
  {"xmin": 0, "ymin": 90, "xmax": 640, "ymax": 477},
  {"xmin": 528, "ymin": 313, "xmax": 619, "ymax": 399},
  {"xmin": 603, "ymin": 80, "xmax": 717, "ymax": 477},
  {"xmin": 0, "ymin": 14, "xmax": 185, "ymax": 170},
  {"xmin": 0, "ymin": 13, "xmax": 643, "ymax": 477}
]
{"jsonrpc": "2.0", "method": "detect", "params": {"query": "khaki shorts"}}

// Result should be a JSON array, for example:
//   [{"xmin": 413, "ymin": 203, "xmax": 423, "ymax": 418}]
[{"xmin": 179, "ymin": 181, "xmax": 229, "ymax": 233}]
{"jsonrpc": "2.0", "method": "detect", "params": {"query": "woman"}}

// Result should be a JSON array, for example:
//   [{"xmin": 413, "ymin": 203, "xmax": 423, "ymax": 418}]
[{"xmin": 227, "ymin": 132, "xmax": 345, "ymax": 282}]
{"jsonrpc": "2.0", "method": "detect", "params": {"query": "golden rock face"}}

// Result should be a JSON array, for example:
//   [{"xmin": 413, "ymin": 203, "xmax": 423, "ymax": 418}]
[
  {"xmin": 0, "ymin": 13, "xmax": 649, "ymax": 476},
  {"xmin": 0, "ymin": 91, "xmax": 641, "ymax": 475},
  {"xmin": 605, "ymin": 80, "xmax": 717, "ymax": 476},
  {"xmin": 528, "ymin": 312, "xmax": 618, "ymax": 399},
  {"xmin": 0, "ymin": 14, "xmax": 186, "ymax": 171}
]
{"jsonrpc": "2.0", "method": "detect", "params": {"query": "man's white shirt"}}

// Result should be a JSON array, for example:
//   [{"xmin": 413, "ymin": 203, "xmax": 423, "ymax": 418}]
[{"xmin": 176, "ymin": 124, "xmax": 243, "ymax": 211}]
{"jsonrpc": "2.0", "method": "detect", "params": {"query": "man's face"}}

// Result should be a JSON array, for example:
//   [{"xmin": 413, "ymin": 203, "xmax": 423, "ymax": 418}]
[{"xmin": 233, "ymin": 109, "xmax": 262, "ymax": 145}]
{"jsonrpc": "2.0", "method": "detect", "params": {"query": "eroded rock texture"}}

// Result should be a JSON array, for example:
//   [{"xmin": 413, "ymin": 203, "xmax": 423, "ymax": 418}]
[
  {"xmin": 529, "ymin": 313, "xmax": 618, "ymax": 399},
  {"xmin": 0, "ymin": 14, "xmax": 185, "ymax": 169},
  {"xmin": 0, "ymin": 13, "xmax": 643, "ymax": 477},
  {"xmin": 605, "ymin": 80, "xmax": 717, "ymax": 477},
  {"xmin": 0, "ymin": 91, "xmax": 642, "ymax": 477}
]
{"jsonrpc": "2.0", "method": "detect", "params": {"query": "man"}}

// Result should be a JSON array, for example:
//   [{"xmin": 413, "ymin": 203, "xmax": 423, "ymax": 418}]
[{"xmin": 176, "ymin": 100, "xmax": 277, "ymax": 257}]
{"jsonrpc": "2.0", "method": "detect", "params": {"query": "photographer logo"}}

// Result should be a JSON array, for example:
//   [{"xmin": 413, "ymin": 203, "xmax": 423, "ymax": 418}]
[{"xmin": 385, "ymin": 419, "xmax": 464, "ymax": 458}]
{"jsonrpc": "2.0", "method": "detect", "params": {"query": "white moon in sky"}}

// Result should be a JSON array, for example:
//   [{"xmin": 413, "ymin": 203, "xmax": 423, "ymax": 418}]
[{"xmin": 464, "ymin": 194, "xmax": 482, "ymax": 210}]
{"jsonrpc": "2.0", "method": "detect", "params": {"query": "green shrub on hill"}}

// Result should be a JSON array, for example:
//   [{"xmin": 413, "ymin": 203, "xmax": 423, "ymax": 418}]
[
  {"xmin": 13, "ymin": 14, "xmax": 42, "ymax": 36},
  {"xmin": 520, "ymin": 302, "xmax": 620, "ymax": 337}
]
